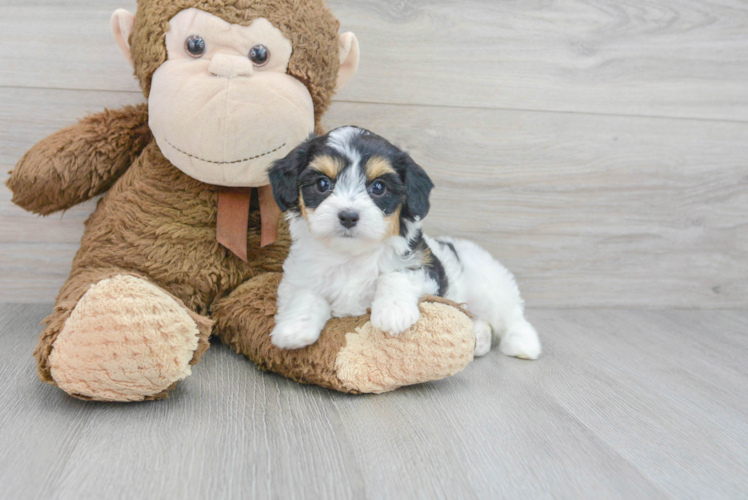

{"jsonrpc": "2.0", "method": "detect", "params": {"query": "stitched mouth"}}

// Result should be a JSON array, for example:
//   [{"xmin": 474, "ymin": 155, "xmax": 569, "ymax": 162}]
[{"xmin": 166, "ymin": 139, "xmax": 287, "ymax": 165}]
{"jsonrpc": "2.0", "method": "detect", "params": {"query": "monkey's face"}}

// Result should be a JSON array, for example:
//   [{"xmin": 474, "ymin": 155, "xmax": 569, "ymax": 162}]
[{"xmin": 148, "ymin": 8, "xmax": 315, "ymax": 187}]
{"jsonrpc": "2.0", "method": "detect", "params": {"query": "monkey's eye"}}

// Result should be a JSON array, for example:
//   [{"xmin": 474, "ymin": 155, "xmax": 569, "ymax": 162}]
[
  {"xmin": 316, "ymin": 178, "xmax": 332, "ymax": 193},
  {"xmin": 368, "ymin": 181, "xmax": 387, "ymax": 197},
  {"xmin": 185, "ymin": 35, "xmax": 206, "ymax": 58},
  {"xmin": 249, "ymin": 45, "xmax": 270, "ymax": 67}
]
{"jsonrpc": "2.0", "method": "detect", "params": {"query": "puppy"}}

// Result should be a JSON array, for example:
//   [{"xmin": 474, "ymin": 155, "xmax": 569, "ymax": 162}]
[{"xmin": 267, "ymin": 126, "xmax": 541, "ymax": 359}]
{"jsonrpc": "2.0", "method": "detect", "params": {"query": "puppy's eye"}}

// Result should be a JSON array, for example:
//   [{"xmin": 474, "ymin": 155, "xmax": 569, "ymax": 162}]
[
  {"xmin": 316, "ymin": 178, "xmax": 332, "ymax": 193},
  {"xmin": 249, "ymin": 44, "xmax": 270, "ymax": 67},
  {"xmin": 185, "ymin": 35, "xmax": 206, "ymax": 58},
  {"xmin": 368, "ymin": 181, "xmax": 387, "ymax": 197}
]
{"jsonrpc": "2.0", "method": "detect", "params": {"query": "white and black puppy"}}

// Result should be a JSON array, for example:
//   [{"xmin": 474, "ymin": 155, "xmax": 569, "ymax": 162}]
[{"xmin": 267, "ymin": 126, "xmax": 541, "ymax": 359}]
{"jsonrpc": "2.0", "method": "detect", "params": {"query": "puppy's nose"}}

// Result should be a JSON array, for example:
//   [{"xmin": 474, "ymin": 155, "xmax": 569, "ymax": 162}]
[{"xmin": 338, "ymin": 210, "xmax": 360, "ymax": 229}]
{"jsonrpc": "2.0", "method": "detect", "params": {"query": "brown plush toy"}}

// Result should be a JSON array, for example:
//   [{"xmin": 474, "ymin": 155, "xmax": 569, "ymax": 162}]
[{"xmin": 6, "ymin": 0, "xmax": 475, "ymax": 402}]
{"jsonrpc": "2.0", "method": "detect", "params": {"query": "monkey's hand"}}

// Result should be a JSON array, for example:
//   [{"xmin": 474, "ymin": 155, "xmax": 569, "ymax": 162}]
[{"xmin": 6, "ymin": 103, "xmax": 151, "ymax": 215}]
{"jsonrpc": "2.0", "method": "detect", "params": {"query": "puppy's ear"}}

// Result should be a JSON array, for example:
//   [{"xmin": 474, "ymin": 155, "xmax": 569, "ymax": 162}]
[
  {"xmin": 399, "ymin": 153, "xmax": 434, "ymax": 221},
  {"xmin": 268, "ymin": 137, "xmax": 315, "ymax": 212}
]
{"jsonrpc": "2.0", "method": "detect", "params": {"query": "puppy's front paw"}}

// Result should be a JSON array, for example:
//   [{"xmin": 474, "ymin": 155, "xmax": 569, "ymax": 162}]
[
  {"xmin": 271, "ymin": 320, "xmax": 322, "ymax": 350},
  {"xmin": 371, "ymin": 300, "xmax": 421, "ymax": 336}
]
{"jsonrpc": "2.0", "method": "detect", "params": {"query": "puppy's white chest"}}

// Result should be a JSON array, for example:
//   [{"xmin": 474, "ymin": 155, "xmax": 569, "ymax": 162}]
[
  {"xmin": 321, "ymin": 259, "xmax": 380, "ymax": 318},
  {"xmin": 282, "ymin": 236, "xmax": 384, "ymax": 318}
]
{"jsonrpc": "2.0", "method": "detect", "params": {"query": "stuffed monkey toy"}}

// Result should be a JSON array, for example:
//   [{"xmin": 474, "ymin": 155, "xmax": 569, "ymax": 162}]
[{"xmin": 6, "ymin": 0, "xmax": 475, "ymax": 402}]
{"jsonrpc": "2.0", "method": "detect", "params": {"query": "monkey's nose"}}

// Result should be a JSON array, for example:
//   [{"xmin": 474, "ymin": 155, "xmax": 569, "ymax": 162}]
[
  {"xmin": 208, "ymin": 54, "xmax": 255, "ymax": 78},
  {"xmin": 338, "ymin": 210, "xmax": 360, "ymax": 229}
]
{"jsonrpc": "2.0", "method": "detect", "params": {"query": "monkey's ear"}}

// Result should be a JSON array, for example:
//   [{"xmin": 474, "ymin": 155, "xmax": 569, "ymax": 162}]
[
  {"xmin": 337, "ymin": 32, "xmax": 360, "ymax": 90},
  {"xmin": 268, "ymin": 139, "xmax": 315, "ymax": 212},
  {"xmin": 399, "ymin": 153, "xmax": 434, "ymax": 221},
  {"xmin": 111, "ymin": 9, "xmax": 135, "ymax": 67}
]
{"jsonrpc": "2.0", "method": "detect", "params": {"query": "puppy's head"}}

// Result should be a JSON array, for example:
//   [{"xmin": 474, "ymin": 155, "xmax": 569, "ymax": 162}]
[{"xmin": 268, "ymin": 126, "xmax": 433, "ymax": 253}]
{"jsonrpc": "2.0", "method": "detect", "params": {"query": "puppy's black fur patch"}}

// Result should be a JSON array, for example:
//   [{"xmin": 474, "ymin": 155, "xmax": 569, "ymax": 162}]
[
  {"xmin": 268, "ymin": 135, "xmax": 317, "ymax": 212},
  {"xmin": 396, "ymin": 153, "xmax": 433, "ymax": 222},
  {"xmin": 345, "ymin": 131, "xmax": 434, "ymax": 224},
  {"xmin": 298, "ymin": 164, "xmax": 340, "ymax": 210},
  {"xmin": 407, "ymin": 229, "xmax": 449, "ymax": 296},
  {"xmin": 367, "ymin": 172, "xmax": 405, "ymax": 216},
  {"xmin": 440, "ymin": 240, "xmax": 460, "ymax": 264}
]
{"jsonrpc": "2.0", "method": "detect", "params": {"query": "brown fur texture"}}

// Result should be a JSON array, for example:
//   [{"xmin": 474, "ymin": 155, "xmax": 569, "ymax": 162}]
[
  {"xmin": 213, "ymin": 274, "xmax": 475, "ymax": 393},
  {"xmin": 30, "ymin": 141, "xmax": 290, "ymax": 387},
  {"xmin": 212, "ymin": 273, "xmax": 359, "ymax": 392},
  {"xmin": 131, "ymin": 0, "xmax": 341, "ymax": 126},
  {"xmin": 7, "ymin": 0, "xmax": 475, "ymax": 401},
  {"xmin": 7, "ymin": 104, "xmax": 151, "ymax": 215}
]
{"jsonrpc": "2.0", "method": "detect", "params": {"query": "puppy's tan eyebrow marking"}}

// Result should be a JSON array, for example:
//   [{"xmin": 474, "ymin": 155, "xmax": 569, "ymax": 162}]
[
  {"xmin": 309, "ymin": 155, "xmax": 344, "ymax": 179},
  {"xmin": 366, "ymin": 156, "xmax": 396, "ymax": 180}
]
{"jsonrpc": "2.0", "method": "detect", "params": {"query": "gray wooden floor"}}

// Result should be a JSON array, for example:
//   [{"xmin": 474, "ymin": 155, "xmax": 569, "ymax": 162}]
[{"xmin": 1, "ymin": 304, "xmax": 746, "ymax": 499}]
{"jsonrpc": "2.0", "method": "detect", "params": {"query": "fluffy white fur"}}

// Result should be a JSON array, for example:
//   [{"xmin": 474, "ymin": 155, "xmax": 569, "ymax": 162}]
[
  {"xmin": 271, "ymin": 127, "xmax": 541, "ymax": 359},
  {"xmin": 426, "ymin": 235, "xmax": 541, "ymax": 358}
]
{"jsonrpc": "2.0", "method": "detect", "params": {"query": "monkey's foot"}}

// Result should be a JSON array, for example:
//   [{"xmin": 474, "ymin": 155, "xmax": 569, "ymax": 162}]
[
  {"xmin": 212, "ymin": 274, "xmax": 475, "ymax": 394},
  {"xmin": 48, "ymin": 275, "xmax": 211, "ymax": 402},
  {"xmin": 334, "ymin": 299, "xmax": 475, "ymax": 393}
]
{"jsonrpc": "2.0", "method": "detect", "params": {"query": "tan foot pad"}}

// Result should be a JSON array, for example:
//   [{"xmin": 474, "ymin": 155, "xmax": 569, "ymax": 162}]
[
  {"xmin": 335, "ymin": 301, "xmax": 475, "ymax": 393},
  {"xmin": 49, "ymin": 275, "xmax": 201, "ymax": 402}
]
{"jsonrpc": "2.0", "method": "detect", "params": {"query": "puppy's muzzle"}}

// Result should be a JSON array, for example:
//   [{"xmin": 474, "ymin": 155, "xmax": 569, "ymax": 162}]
[{"xmin": 338, "ymin": 210, "xmax": 359, "ymax": 229}]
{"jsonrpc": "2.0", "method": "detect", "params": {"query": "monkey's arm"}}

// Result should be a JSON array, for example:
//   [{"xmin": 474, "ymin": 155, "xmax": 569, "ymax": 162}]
[
  {"xmin": 6, "ymin": 103, "xmax": 151, "ymax": 215},
  {"xmin": 212, "ymin": 273, "xmax": 476, "ymax": 394}
]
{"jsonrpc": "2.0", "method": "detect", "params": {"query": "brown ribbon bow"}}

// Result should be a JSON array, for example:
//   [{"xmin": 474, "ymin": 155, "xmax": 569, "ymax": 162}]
[{"xmin": 216, "ymin": 185, "xmax": 281, "ymax": 262}]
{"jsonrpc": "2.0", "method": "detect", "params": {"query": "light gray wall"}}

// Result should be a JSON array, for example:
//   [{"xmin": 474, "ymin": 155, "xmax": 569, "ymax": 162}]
[{"xmin": 1, "ymin": 0, "xmax": 746, "ymax": 307}]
